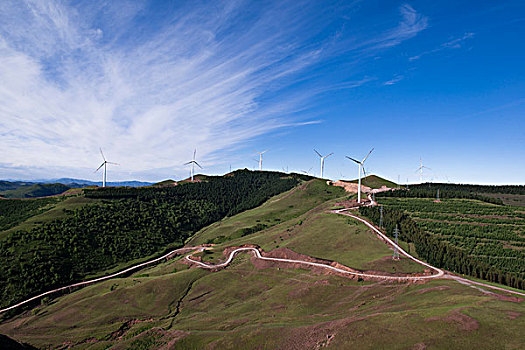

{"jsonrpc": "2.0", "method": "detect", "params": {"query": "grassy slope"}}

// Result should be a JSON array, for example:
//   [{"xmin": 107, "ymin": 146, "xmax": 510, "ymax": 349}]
[
  {"xmin": 187, "ymin": 179, "xmax": 346, "ymax": 246},
  {"xmin": 1, "ymin": 254, "xmax": 523, "ymax": 349}
]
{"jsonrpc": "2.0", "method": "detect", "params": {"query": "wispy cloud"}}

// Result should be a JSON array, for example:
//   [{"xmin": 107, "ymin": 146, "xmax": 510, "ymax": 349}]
[
  {"xmin": 365, "ymin": 4, "xmax": 428, "ymax": 51},
  {"xmin": 409, "ymin": 32, "xmax": 474, "ymax": 61},
  {"xmin": 0, "ymin": 0, "xmax": 429, "ymax": 180},
  {"xmin": 384, "ymin": 75, "xmax": 404, "ymax": 86}
]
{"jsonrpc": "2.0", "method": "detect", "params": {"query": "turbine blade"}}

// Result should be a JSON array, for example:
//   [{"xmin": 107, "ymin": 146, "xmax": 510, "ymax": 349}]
[
  {"xmin": 95, "ymin": 163, "xmax": 104, "ymax": 172},
  {"xmin": 99, "ymin": 148, "xmax": 106, "ymax": 161},
  {"xmin": 184, "ymin": 161, "xmax": 193, "ymax": 165},
  {"xmin": 313, "ymin": 149, "xmax": 322, "ymax": 158},
  {"xmin": 362, "ymin": 148, "xmax": 374, "ymax": 162},
  {"xmin": 193, "ymin": 149, "xmax": 196, "ymax": 160},
  {"xmin": 345, "ymin": 156, "xmax": 360, "ymax": 164},
  {"xmin": 194, "ymin": 161, "xmax": 203, "ymax": 169},
  {"xmin": 325, "ymin": 152, "xmax": 334, "ymax": 158},
  {"xmin": 107, "ymin": 162, "xmax": 119, "ymax": 165}
]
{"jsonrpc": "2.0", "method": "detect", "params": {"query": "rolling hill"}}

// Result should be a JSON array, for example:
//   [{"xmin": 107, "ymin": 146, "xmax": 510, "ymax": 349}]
[
  {"xmin": 0, "ymin": 172, "xmax": 523, "ymax": 349},
  {"xmin": 0, "ymin": 183, "xmax": 70, "ymax": 198},
  {"xmin": 345, "ymin": 174, "xmax": 398, "ymax": 189}
]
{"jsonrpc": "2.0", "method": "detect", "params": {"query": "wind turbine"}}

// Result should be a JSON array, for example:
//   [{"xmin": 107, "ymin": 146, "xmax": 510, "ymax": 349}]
[
  {"xmin": 314, "ymin": 149, "xmax": 333, "ymax": 178},
  {"xmin": 95, "ymin": 148, "xmax": 119, "ymax": 187},
  {"xmin": 256, "ymin": 150, "xmax": 268, "ymax": 171},
  {"xmin": 184, "ymin": 149, "xmax": 202, "ymax": 182},
  {"xmin": 346, "ymin": 148, "xmax": 374, "ymax": 203},
  {"xmin": 301, "ymin": 167, "xmax": 313, "ymax": 175},
  {"xmin": 415, "ymin": 157, "xmax": 431, "ymax": 183}
]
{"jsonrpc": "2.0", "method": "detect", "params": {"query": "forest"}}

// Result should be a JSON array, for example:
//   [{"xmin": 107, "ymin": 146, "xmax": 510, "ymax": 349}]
[
  {"xmin": 0, "ymin": 197, "xmax": 59, "ymax": 232},
  {"xmin": 0, "ymin": 170, "xmax": 302, "ymax": 309},
  {"xmin": 360, "ymin": 198, "xmax": 525, "ymax": 290}
]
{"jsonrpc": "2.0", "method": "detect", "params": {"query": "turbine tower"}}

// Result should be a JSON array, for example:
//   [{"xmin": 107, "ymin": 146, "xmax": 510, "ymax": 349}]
[
  {"xmin": 256, "ymin": 150, "xmax": 268, "ymax": 171},
  {"xmin": 415, "ymin": 157, "xmax": 431, "ymax": 183},
  {"xmin": 346, "ymin": 148, "xmax": 374, "ymax": 204},
  {"xmin": 184, "ymin": 149, "xmax": 202, "ymax": 182},
  {"xmin": 95, "ymin": 148, "xmax": 119, "ymax": 188},
  {"xmin": 314, "ymin": 149, "xmax": 333, "ymax": 178}
]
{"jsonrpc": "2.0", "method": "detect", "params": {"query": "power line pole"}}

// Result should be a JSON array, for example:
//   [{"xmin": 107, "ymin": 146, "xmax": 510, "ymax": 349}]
[
  {"xmin": 393, "ymin": 225, "xmax": 400, "ymax": 260},
  {"xmin": 379, "ymin": 205, "xmax": 384, "ymax": 228}
]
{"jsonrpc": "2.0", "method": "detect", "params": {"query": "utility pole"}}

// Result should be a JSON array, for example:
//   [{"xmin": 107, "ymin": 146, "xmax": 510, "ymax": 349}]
[
  {"xmin": 393, "ymin": 225, "xmax": 400, "ymax": 260},
  {"xmin": 379, "ymin": 205, "xmax": 384, "ymax": 228}
]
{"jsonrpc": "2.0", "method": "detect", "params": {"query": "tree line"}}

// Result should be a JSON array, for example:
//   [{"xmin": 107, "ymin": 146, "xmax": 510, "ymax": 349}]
[{"xmin": 359, "ymin": 205, "xmax": 525, "ymax": 290}]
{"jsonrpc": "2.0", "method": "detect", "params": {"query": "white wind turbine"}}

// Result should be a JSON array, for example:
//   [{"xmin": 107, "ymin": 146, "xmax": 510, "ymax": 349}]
[
  {"xmin": 95, "ymin": 148, "xmax": 119, "ymax": 188},
  {"xmin": 256, "ymin": 150, "xmax": 268, "ymax": 171},
  {"xmin": 184, "ymin": 149, "xmax": 202, "ymax": 182},
  {"xmin": 314, "ymin": 149, "xmax": 333, "ymax": 179},
  {"xmin": 416, "ymin": 157, "xmax": 431, "ymax": 183},
  {"xmin": 346, "ymin": 148, "xmax": 374, "ymax": 203}
]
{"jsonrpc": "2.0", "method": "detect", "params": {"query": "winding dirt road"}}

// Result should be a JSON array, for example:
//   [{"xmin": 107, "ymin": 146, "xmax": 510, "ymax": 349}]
[
  {"xmin": 1, "ymin": 206, "xmax": 523, "ymax": 315},
  {"xmin": 186, "ymin": 246, "xmax": 442, "ymax": 280}
]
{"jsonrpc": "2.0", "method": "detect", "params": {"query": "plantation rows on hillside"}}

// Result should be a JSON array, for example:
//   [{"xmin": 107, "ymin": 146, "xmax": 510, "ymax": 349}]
[
  {"xmin": 407, "ymin": 183, "xmax": 525, "ymax": 195},
  {"xmin": 360, "ymin": 198, "xmax": 525, "ymax": 290},
  {"xmin": 0, "ymin": 170, "xmax": 300, "ymax": 310}
]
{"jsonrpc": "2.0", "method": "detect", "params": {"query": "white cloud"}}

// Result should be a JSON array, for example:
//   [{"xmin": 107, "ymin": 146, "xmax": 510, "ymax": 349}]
[{"xmin": 0, "ymin": 1, "xmax": 429, "ymax": 180}]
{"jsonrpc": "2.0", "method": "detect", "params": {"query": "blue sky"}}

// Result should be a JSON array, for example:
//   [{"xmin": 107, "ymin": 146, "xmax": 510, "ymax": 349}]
[{"xmin": 0, "ymin": 0, "xmax": 523, "ymax": 184}]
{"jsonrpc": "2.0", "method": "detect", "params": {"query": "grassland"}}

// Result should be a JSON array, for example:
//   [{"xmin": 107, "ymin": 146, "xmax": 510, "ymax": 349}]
[
  {"xmin": 187, "ymin": 179, "xmax": 347, "ymax": 246},
  {"xmin": 1, "ymin": 252, "xmax": 523, "ymax": 349}
]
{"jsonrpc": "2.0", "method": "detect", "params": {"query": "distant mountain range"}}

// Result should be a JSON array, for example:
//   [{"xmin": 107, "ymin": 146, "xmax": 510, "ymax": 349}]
[
  {"xmin": 0, "ymin": 179, "xmax": 153, "ymax": 198},
  {"xmin": 4, "ymin": 178, "xmax": 153, "ymax": 188}
]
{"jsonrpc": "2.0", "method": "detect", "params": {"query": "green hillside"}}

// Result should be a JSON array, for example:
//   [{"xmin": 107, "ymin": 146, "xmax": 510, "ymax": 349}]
[
  {"xmin": 0, "ymin": 170, "xmax": 302, "ymax": 311},
  {"xmin": 0, "ymin": 173, "xmax": 524, "ymax": 349},
  {"xmin": 0, "ymin": 183, "xmax": 70, "ymax": 198},
  {"xmin": 0, "ymin": 198, "xmax": 523, "ymax": 348},
  {"xmin": 346, "ymin": 174, "xmax": 397, "ymax": 189}
]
